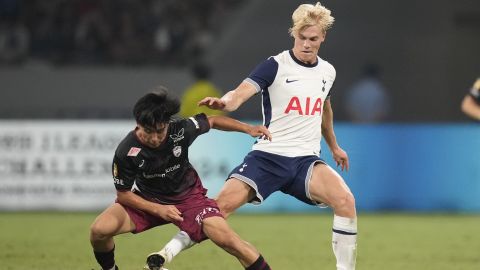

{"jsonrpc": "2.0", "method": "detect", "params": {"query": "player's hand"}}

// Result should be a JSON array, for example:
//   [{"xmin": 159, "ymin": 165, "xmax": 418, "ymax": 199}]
[
  {"xmin": 156, "ymin": 205, "xmax": 183, "ymax": 222},
  {"xmin": 473, "ymin": 78, "xmax": 480, "ymax": 91},
  {"xmin": 332, "ymin": 147, "xmax": 349, "ymax": 171},
  {"xmin": 248, "ymin": 125, "xmax": 272, "ymax": 141},
  {"xmin": 198, "ymin": 97, "xmax": 226, "ymax": 110}
]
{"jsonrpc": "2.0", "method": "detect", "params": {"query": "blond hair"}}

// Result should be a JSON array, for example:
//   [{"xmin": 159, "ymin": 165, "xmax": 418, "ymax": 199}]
[{"xmin": 289, "ymin": 2, "xmax": 334, "ymax": 37}]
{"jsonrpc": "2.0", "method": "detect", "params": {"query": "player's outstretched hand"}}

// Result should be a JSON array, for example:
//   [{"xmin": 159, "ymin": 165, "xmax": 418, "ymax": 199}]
[
  {"xmin": 198, "ymin": 97, "xmax": 226, "ymax": 110},
  {"xmin": 248, "ymin": 125, "xmax": 272, "ymax": 141},
  {"xmin": 157, "ymin": 205, "xmax": 183, "ymax": 222},
  {"xmin": 332, "ymin": 147, "xmax": 349, "ymax": 171}
]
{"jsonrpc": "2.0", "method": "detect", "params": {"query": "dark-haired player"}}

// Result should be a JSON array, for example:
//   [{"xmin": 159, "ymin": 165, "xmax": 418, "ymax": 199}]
[{"xmin": 89, "ymin": 87, "xmax": 272, "ymax": 270}]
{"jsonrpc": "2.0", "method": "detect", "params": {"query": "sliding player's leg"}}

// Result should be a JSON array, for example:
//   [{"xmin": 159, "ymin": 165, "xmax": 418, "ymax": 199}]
[
  {"xmin": 202, "ymin": 216, "xmax": 271, "ymax": 270},
  {"xmin": 146, "ymin": 177, "xmax": 256, "ymax": 267},
  {"xmin": 90, "ymin": 203, "xmax": 135, "ymax": 270}
]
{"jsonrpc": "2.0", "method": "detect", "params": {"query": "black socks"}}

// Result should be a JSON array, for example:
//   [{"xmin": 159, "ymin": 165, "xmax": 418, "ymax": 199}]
[{"xmin": 245, "ymin": 254, "xmax": 271, "ymax": 270}]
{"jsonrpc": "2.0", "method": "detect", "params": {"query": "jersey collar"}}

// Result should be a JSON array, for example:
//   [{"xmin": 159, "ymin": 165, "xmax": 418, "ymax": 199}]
[{"xmin": 289, "ymin": 50, "xmax": 318, "ymax": 68}]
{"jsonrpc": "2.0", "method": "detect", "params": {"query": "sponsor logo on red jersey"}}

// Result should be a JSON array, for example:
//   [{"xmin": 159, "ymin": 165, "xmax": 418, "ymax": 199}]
[
  {"xmin": 127, "ymin": 147, "xmax": 142, "ymax": 156},
  {"xmin": 195, "ymin": 207, "xmax": 220, "ymax": 224}
]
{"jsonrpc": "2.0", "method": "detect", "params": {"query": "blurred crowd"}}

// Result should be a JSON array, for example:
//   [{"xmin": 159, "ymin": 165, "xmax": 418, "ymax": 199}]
[{"xmin": 0, "ymin": 0, "xmax": 242, "ymax": 66}]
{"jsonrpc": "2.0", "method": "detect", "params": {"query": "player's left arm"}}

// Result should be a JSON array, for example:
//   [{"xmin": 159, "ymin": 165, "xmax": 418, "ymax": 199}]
[
  {"xmin": 322, "ymin": 99, "xmax": 349, "ymax": 171},
  {"xmin": 208, "ymin": 115, "xmax": 272, "ymax": 141}
]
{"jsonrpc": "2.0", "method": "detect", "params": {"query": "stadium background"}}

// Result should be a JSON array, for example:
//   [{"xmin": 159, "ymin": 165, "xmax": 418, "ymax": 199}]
[{"xmin": 1, "ymin": 0, "xmax": 480, "ymax": 269}]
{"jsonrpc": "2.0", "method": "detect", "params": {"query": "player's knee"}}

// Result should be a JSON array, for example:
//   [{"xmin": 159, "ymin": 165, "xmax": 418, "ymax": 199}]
[
  {"xmin": 343, "ymin": 192, "xmax": 356, "ymax": 209},
  {"xmin": 220, "ymin": 208, "xmax": 233, "ymax": 218},
  {"xmin": 332, "ymin": 191, "xmax": 356, "ymax": 212},
  {"xmin": 90, "ymin": 222, "xmax": 113, "ymax": 242},
  {"xmin": 216, "ymin": 200, "xmax": 235, "ymax": 218}
]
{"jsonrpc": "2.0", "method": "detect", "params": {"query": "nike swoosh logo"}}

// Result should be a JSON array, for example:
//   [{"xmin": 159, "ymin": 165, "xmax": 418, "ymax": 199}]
[{"xmin": 286, "ymin": 79, "xmax": 299, "ymax": 83}]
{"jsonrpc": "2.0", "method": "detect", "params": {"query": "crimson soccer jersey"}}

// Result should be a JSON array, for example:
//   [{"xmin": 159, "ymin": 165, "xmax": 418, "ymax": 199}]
[{"xmin": 112, "ymin": 113, "xmax": 210, "ymax": 204}]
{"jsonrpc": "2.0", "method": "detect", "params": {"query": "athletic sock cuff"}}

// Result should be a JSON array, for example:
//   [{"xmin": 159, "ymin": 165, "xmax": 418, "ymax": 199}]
[
  {"xmin": 94, "ymin": 246, "xmax": 115, "ymax": 270},
  {"xmin": 333, "ymin": 215, "xmax": 357, "ymax": 234},
  {"xmin": 245, "ymin": 254, "xmax": 271, "ymax": 270}
]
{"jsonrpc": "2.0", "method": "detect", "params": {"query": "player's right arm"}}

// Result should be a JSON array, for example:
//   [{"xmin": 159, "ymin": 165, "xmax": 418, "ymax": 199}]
[
  {"xmin": 198, "ymin": 81, "xmax": 257, "ymax": 112},
  {"xmin": 199, "ymin": 57, "xmax": 277, "ymax": 112},
  {"xmin": 113, "ymin": 154, "xmax": 183, "ymax": 222},
  {"xmin": 116, "ymin": 190, "xmax": 183, "ymax": 222}
]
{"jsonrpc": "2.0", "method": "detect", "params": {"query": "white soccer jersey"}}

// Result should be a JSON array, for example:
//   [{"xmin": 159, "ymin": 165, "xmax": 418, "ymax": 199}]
[{"xmin": 245, "ymin": 50, "xmax": 336, "ymax": 157}]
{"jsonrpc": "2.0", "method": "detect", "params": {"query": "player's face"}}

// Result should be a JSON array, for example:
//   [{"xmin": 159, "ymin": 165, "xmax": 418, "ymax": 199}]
[
  {"xmin": 292, "ymin": 25, "xmax": 325, "ymax": 64},
  {"xmin": 136, "ymin": 122, "xmax": 169, "ymax": 148}
]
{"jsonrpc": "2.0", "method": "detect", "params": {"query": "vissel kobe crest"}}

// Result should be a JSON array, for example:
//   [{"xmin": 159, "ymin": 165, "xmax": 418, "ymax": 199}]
[{"xmin": 173, "ymin": 145, "xmax": 182, "ymax": 157}]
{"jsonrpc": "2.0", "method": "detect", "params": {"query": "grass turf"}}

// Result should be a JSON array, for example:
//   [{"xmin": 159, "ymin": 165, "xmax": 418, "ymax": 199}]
[{"xmin": 0, "ymin": 212, "xmax": 479, "ymax": 269}]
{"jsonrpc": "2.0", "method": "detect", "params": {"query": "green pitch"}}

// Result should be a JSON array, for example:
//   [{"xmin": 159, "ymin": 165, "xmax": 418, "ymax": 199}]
[{"xmin": 0, "ymin": 212, "xmax": 479, "ymax": 270}]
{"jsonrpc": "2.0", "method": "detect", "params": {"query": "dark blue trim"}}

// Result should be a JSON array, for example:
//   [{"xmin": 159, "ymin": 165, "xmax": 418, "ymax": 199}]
[
  {"xmin": 289, "ymin": 50, "xmax": 318, "ymax": 67},
  {"xmin": 262, "ymin": 87, "xmax": 272, "ymax": 128},
  {"xmin": 248, "ymin": 57, "xmax": 278, "ymax": 90},
  {"xmin": 332, "ymin": 229, "xmax": 357, "ymax": 235}
]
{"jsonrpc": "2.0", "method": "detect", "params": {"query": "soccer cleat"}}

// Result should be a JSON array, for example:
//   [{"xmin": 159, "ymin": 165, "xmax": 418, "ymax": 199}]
[{"xmin": 144, "ymin": 252, "xmax": 168, "ymax": 270}]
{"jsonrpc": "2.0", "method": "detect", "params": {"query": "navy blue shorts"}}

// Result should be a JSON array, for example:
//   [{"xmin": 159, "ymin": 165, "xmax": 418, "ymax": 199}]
[{"xmin": 229, "ymin": 150, "xmax": 326, "ymax": 205}]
